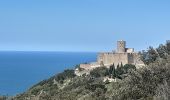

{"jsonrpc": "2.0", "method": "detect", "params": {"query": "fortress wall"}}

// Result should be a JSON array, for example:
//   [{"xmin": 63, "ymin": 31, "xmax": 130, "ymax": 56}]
[
  {"xmin": 97, "ymin": 53, "xmax": 128, "ymax": 67},
  {"xmin": 80, "ymin": 52, "xmax": 144, "ymax": 70},
  {"xmin": 128, "ymin": 53, "xmax": 134, "ymax": 64},
  {"xmin": 80, "ymin": 64, "xmax": 91, "ymax": 69},
  {"xmin": 77, "ymin": 40, "xmax": 145, "ymax": 72},
  {"xmin": 80, "ymin": 62, "xmax": 101, "ymax": 70},
  {"xmin": 132, "ymin": 53, "xmax": 145, "ymax": 68},
  {"xmin": 97, "ymin": 53, "xmax": 114, "ymax": 65},
  {"xmin": 111, "ymin": 53, "xmax": 128, "ymax": 66},
  {"xmin": 128, "ymin": 53, "xmax": 145, "ymax": 65},
  {"xmin": 132, "ymin": 53, "xmax": 144, "ymax": 65}
]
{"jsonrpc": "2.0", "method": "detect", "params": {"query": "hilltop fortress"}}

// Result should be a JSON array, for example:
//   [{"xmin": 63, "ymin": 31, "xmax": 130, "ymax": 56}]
[{"xmin": 78, "ymin": 40, "xmax": 144, "ymax": 71}]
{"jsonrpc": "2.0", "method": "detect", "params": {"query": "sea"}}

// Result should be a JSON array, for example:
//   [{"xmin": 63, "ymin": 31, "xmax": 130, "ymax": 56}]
[{"xmin": 0, "ymin": 51, "xmax": 97, "ymax": 96}]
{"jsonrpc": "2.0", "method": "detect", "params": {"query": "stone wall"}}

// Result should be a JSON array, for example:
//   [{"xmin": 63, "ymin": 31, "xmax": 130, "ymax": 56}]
[
  {"xmin": 79, "ymin": 62, "xmax": 100, "ymax": 70},
  {"xmin": 79, "ymin": 64, "xmax": 92, "ymax": 70},
  {"xmin": 132, "ymin": 53, "xmax": 145, "ymax": 68},
  {"xmin": 78, "ymin": 40, "xmax": 145, "ymax": 70},
  {"xmin": 97, "ymin": 52, "xmax": 144, "ymax": 68},
  {"xmin": 97, "ymin": 52, "xmax": 129, "ymax": 67},
  {"xmin": 127, "ymin": 53, "xmax": 134, "ymax": 64}
]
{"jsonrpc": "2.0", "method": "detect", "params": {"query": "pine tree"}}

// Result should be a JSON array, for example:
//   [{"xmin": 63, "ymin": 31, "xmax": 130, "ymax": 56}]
[
  {"xmin": 117, "ymin": 63, "xmax": 119, "ymax": 69},
  {"xmin": 112, "ymin": 63, "xmax": 116, "ymax": 78},
  {"xmin": 120, "ymin": 62, "xmax": 124, "ymax": 74},
  {"xmin": 120, "ymin": 62, "xmax": 123, "ymax": 68},
  {"xmin": 109, "ymin": 64, "xmax": 113, "ymax": 75},
  {"xmin": 156, "ymin": 44, "xmax": 167, "ymax": 59},
  {"xmin": 142, "ymin": 46, "xmax": 159, "ymax": 65},
  {"xmin": 116, "ymin": 63, "xmax": 123, "ymax": 79},
  {"xmin": 116, "ymin": 64, "xmax": 120, "ymax": 76},
  {"xmin": 166, "ymin": 40, "xmax": 170, "ymax": 55}
]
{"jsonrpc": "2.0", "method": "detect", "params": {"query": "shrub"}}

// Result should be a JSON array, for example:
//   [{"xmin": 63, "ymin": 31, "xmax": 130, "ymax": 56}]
[
  {"xmin": 112, "ymin": 59, "xmax": 170, "ymax": 100},
  {"xmin": 54, "ymin": 69, "xmax": 76, "ymax": 83},
  {"xmin": 90, "ymin": 67, "xmax": 109, "ymax": 78}
]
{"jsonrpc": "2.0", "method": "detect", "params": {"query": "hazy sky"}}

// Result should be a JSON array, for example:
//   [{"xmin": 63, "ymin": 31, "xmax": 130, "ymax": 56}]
[{"xmin": 0, "ymin": 0, "xmax": 170, "ymax": 52}]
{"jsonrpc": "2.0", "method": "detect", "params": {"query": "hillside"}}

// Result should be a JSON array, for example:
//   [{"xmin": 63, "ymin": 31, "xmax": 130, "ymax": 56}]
[{"xmin": 12, "ymin": 41, "xmax": 170, "ymax": 100}]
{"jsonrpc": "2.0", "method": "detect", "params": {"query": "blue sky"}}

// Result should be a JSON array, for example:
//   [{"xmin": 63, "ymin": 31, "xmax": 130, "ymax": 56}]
[{"xmin": 0, "ymin": 0, "xmax": 170, "ymax": 52}]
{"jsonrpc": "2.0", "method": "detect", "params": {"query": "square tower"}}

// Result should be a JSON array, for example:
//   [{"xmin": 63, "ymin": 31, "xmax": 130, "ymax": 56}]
[{"xmin": 117, "ymin": 40, "xmax": 126, "ymax": 53}]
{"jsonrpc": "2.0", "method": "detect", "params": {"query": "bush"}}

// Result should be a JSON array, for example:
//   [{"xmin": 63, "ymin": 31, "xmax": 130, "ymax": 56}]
[
  {"xmin": 123, "ymin": 64, "xmax": 136, "ymax": 73},
  {"xmin": 90, "ymin": 67, "xmax": 109, "ymax": 78},
  {"xmin": 112, "ymin": 59, "xmax": 170, "ymax": 100},
  {"xmin": 108, "ymin": 63, "xmax": 136, "ymax": 79},
  {"xmin": 54, "ymin": 69, "xmax": 76, "ymax": 83},
  {"xmin": 85, "ymin": 83, "xmax": 106, "ymax": 92}
]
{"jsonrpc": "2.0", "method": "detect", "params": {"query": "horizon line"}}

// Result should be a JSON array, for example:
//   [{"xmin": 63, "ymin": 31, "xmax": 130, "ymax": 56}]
[{"xmin": 0, "ymin": 50, "xmax": 99, "ymax": 53}]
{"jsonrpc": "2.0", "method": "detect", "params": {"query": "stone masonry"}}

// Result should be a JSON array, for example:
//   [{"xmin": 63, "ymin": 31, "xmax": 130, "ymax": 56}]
[{"xmin": 78, "ymin": 40, "xmax": 144, "ymax": 71}]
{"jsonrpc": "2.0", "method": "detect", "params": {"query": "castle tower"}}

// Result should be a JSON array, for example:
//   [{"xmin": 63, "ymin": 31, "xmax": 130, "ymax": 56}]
[{"xmin": 117, "ymin": 40, "xmax": 126, "ymax": 53}]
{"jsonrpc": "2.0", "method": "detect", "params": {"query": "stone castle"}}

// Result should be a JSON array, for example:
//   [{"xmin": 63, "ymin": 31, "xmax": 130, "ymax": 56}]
[{"xmin": 79, "ymin": 40, "xmax": 144, "ymax": 70}]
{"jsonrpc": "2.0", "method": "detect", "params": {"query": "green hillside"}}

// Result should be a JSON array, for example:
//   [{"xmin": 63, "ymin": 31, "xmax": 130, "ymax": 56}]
[{"xmin": 12, "ymin": 41, "xmax": 170, "ymax": 100}]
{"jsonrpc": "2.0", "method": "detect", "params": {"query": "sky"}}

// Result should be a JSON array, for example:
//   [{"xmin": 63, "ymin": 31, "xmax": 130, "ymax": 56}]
[{"xmin": 0, "ymin": 0, "xmax": 170, "ymax": 52}]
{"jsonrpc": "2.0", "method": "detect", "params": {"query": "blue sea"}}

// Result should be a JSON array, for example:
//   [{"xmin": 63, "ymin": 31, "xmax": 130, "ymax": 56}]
[{"xmin": 0, "ymin": 51, "xmax": 97, "ymax": 96}]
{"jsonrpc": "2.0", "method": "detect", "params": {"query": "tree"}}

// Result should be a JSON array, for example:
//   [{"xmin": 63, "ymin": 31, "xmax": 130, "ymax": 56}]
[
  {"xmin": 166, "ymin": 40, "xmax": 170, "ymax": 55},
  {"xmin": 112, "ymin": 64, "xmax": 116, "ymax": 78},
  {"xmin": 54, "ymin": 69, "xmax": 76, "ymax": 83},
  {"xmin": 116, "ymin": 63, "xmax": 123, "ymax": 76},
  {"xmin": 141, "ymin": 41, "xmax": 170, "ymax": 65},
  {"xmin": 117, "ymin": 63, "xmax": 119, "ymax": 69},
  {"xmin": 156, "ymin": 44, "xmax": 167, "ymax": 59},
  {"xmin": 123, "ymin": 64, "xmax": 136, "ymax": 73},
  {"xmin": 120, "ymin": 62, "xmax": 123, "ymax": 68},
  {"xmin": 142, "ymin": 46, "xmax": 158, "ymax": 65},
  {"xmin": 109, "ymin": 64, "xmax": 113, "ymax": 75},
  {"xmin": 90, "ymin": 67, "xmax": 109, "ymax": 78}
]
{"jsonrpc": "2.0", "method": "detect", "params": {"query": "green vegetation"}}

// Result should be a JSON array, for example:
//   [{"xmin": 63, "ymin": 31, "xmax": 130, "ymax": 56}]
[
  {"xmin": 141, "ymin": 40, "xmax": 170, "ymax": 65},
  {"xmin": 90, "ymin": 67, "xmax": 109, "ymax": 78},
  {"xmin": 109, "ymin": 63, "xmax": 136, "ymax": 79},
  {"xmin": 12, "ymin": 40, "xmax": 170, "ymax": 100}
]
